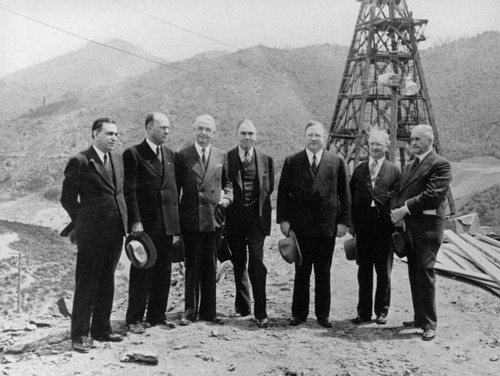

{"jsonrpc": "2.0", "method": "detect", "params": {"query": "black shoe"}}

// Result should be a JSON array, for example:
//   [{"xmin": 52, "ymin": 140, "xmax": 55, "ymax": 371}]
[
  {"xmin": 256, "ymin": 318, "xmax": 269, "ymax": 328},
  {"xmin": 150, "ymin": 320, "xmax": 176, "ymax": 329},
  {"xmin": 72, "ymin": 342, "xmax": 90, "ymax": 353},
  {"xmin": 211, "ymin": 317, "xmax": 225, "ymax": 325},
  {"xmin": 351, "ymin": 315, "xmax": 371, "ymax": 324},
  {"xmin": 92, "ymin": 333, "xmax": 123, "ymax": 342},
  {"xmin": 422, "ymin": 329, "xmax": 436, "ymax": 341},
  {"xmin": 290, "ymin": 316, "xmax": 304, "ymax": 326},
  {"xmin": 233, "ymin": 311, "xmax": 251, "ymax": 318},
  {"xmin": 180, "ymin": 318, "xmax": 192, "ymax": 326},
  {"xmin": 317, "ymin": 318, "xmax": 332, "ymax": 328},
  {"xmin": 376, "ymin": 314, "xmax": 387, "ymax": 325},
  {"xmin": 127, "ymin": 322, "xmax": 145, "ymax": 334},
  {"xmin": 402, "ymin": 320, "xmax": 422, "ymax": 328}
]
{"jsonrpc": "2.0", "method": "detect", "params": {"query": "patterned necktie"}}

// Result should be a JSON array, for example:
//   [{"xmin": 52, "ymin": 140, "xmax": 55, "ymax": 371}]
[
  {"xmin": 156, "ymin": 145, "xmax": 162, "ymax": 162},
  {"xmin": 243, "ymin": 150, "xmax": 251, "ymax": 166},
  {"xmin": 370, "ymin": 159, "xmax": 378, "ymax": 184},
  {"xmin": 311, "ymin": 154, "xmax": 318, "ymax": 176},
  {"xmin": 201, "ymin": 148, "xmax": 207, "ymax": 169}
]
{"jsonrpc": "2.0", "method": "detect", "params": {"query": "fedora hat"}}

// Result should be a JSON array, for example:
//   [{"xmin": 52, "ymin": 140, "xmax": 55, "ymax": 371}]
[
  {"xmin": 172, "ymin": 235, "xmax": 185, "ymax": 263},
  {"xmin": 391, "ymin": 229, "xmax": 412, "ymax": 258},
  {"xmin": 278, "ymin": 229, "xmax": 302, "ymax": 266},
  {"xmin": 125, "ymin": 233, "xmax": 157, "ymax": 269},
  {"xmin": 343, "ymin": 236, "xmax": 357, "ymax": 261},
  {"xmin": 217, "ymin": 229, "xmax": 232, "ymax": 263}
]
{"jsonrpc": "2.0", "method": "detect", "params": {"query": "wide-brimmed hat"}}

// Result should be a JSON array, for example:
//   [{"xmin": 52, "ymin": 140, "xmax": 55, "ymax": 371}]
[
  {"xmin": 125, "ymin": 233, "xmax": 157, "ymax": 269},
  {"xmin": 344, "ymin": 237, "xmax": 357, "ymax": 261},
  {"xmin": 392, "ymin": 229, "xmax": 412, "ymax": 258},
  {"xmin": 172, "ymin": 235, "xmax": 185, "ymax": 263},
  {"xmin": 278, "ymin": 229, "xmax": 302, "ymax": 265}
]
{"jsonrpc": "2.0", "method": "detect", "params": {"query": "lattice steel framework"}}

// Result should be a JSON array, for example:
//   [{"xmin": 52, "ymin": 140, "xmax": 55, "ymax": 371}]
[{"xmin": 327, "ymin": 0, "xmax": 439, "ymax": 170}]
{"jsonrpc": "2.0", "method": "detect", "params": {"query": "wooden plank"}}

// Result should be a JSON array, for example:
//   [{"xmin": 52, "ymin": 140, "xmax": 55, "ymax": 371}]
[
  {"xmin": 444, "ymin": 229, "xmax": 500, "ymax": 288},
  {"xmin": 437, "ymin": 249, "xmax": 465, "ymax": 269},
  {"xmin": 434, "ymin": 264, "xmax": 496, "ymax": 284},
  {"xmin": 476, "ymin": 233, "xmax": 500, "ymax": 251},
  {"xmin": 461, "ymin": 233, "xmax": 500, "ymax": 265},
  {"xmin": 440, "ymin": 247, "xmax": 479, "ymax": 272}
]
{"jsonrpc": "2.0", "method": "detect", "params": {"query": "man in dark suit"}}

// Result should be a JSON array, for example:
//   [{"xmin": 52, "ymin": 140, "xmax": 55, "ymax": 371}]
[
  {"xmin": 391, "ymin": 124, "xmax": 452, "ymax": 341},
  {"xmin": 61, "ymin": 118, "xmax": 128, "ymax": 353},
  {"xmin": 350, "ymin": 129, "xmax": 400, "ymax": 325},
  {"xmin": 226, "ymin": 119, "xmax": 274, "ymax": 328},
  {"xmin": 175, "ymin": 114, "xmax": 233, "ymax": 325},
  {"xmin": 123, "ymin": 112, "xmax": 180, "ymax": 334},
  {"xmin": 277, "ymin": 121, "xmax": 351, "ymax": 328}
]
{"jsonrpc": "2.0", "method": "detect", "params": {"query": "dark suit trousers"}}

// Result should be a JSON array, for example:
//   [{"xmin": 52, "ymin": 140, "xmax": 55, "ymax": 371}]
[
  {"xmin": 227, "ymin": 204, "xmax": 267, "ymax": 320},
  {"xmin": 292, "ymin": 236, "xmax": 335, "ymax": 320},
  {"xmin": 356, "ymin": 209, "xmax": 394, "ymax": 318},
  {"xmin": 182, "ymin": 230, "xmax": 218, "ymax": 321},
  {"xmin": 126, "ymin": 233, "xmax": 173, "ymax": 325},
  {"xmin": 407, "ymin": 239, "xmax": 439, "ymax": 330},
  {"xmin": 71, "ymin": 224, "xmax": 123, "ymax": 343}
]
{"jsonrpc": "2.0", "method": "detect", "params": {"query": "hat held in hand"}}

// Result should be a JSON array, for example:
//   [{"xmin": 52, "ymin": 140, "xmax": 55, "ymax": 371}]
[
  {"xmin": 392, "ymin": 229, "xmax": 412, "ymax": 258},
  {"xmin": 343, "ymin": 236, "xmax": 357, "ymax": 261},
  {"xmin": 125, "ymin": 233, "xmax": 157, "ymax": 269},
  {"xmin": 278, "ymin": 229, "xmax": 302, "ymax": 266}
]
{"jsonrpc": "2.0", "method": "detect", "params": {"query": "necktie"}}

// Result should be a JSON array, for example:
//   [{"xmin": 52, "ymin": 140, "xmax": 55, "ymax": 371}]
[
  {"xmin": 410, "ymin": 156, "xmax": 420, "ymax": 171},
  {"xmin": 311, "ymin": 154, "xmax": 318, "ymax": 176},
  {"xmin": 104, "ymin": 154, "xmax": 110, "ymax": 171},
  {"xmin": 243, "ymin": 150, "xmax": 251, "ymax": 166},
  {"xmin": 201, "ymin": 148, "xmax": 207, "ymax": 169},
  {"xmin": 156, "ymin": 145, "xmax": 162, "ymax": 162},
  {"xmin": 370, "ymin": 159, "xmax": 378, "ymax": 184}
]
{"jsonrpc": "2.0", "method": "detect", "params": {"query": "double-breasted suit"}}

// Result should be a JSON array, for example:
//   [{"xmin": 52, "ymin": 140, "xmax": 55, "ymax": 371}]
[
  {"xmin": 175, "ymin": 144, "xmax": 233, "ymax": 321},
  {"xmin": 226, "ymin": 147, "xmax": 274, "ymax": 320},
  {"xmin": 277, "ymin": 149, "xmax": 351, "ymax": 321},
  {"xmin": 61, "ymin": 146, "xmax": 127, "ymax": 343},
  {"xmin": 350, "ymin": 158, "xmax": 400, "ymax": 319},
  {"xmin": 123, "ymin": 140, "xmax": 180, "ymax": 326},
  {"xmin": 393, "ymin": 150, "xmax": 451, "ymax": 330}
]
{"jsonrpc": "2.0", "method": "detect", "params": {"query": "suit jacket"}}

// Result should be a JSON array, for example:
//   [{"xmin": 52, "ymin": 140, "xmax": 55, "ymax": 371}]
[
  {"xmin": 350, "ymin": 159, "xmax": 400, "ymax": 232},
  {"xmin": 123, "ymin": 139, "xmax": 180, "ymax": 235},
  {"xmin": 226, "ymin": 147, "xmax": 274, "ymax": 235},
  {"xmin": 277, "ymin": 149, "xmax": 351, "ymax": 238},
  {"xmin": 60, "ymin": 146, "xmax": 128, "ymax": 244},
  {"xmin": 175, "ymin": 144, "xmax": 233, "ymax": 232},
  {"xmin": 394, "ymin": 150, "xmax": 452, "ymax": 245}
]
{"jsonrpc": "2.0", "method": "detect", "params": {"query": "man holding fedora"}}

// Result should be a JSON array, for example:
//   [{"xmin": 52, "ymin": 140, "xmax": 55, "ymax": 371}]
[
  {"xmin": 175, "ymin": 114, "xmax": 233, "ymax": 325},
  {"xmin": 61, "ymin": 118, "xmax": 127, "ymax": 353},
  {"xmin": 349, "ymin": 129, "xmax": 400, "ymax": 325},
  {"xmin": 277, "ymin": 121, "xmax": 351, "ymax": 328},
  {"xmin": 226, "ymin": 119, "xmax": 274, "ymax": 328},
  {"xmin": 391, "ymin": 124, "xmax": 452, "ymax": 341},
  {"xmin": 123, "ymin": 112, "xmax": 180, "ymax": 334}
]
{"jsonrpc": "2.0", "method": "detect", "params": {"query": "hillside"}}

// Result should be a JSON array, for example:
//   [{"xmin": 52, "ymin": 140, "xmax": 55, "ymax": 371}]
[
  {"xmin": 0, "ymin": 32, "xmax": 500, "ymax": 197},
  {"xmin": 0, "ymin": 39, "xmax": 161, "ymax": 122}
]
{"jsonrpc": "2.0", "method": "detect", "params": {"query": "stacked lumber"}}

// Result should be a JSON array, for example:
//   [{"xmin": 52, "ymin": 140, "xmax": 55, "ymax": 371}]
[{"xmin": 435, "ymin": 230, "xmax": 500, "ymax": 295}]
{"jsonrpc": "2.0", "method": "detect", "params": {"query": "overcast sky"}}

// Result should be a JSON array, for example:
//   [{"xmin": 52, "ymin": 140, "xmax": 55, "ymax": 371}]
[{"xmin": 0, "ymin": 0, "xmax": 499, "ymax": 77}]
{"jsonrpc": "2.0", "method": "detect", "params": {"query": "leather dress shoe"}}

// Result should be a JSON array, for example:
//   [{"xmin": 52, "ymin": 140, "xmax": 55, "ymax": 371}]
[
  {"xmin": 180, "ymin": 318, "xmax": 192, "ymax": 326},
  {"xmin": 317, "ymin": 318, "xmax": 332, "ymax": 328},
  {"xmin": 422, "ymin": 329, "xmax": 436, "ymax": 341},
  {"xmin": 151, "ymin": 320, "xmax": 176, "ymax": 329},
  {"xmin": 233, "ymin": 311, "xmax": 250, "ymax": 318},
  {"xmin": 376, "ymin": 314, "xmax": 387, "ymax": 325},
  {"xmin": 93, "ymin": 333, "xmax": 123, "ymax": 342},
  {"xmin": 210, "ymin": 317, "xmax": 225, "ymax": 325},
  {"xmin": 351, "ymin": 315, "xmax": 371, "ymax": 324},
  {"xmin": 402, "ymin": 320, "xmax": 422, "ymax": 328},
  {"xmin": 127, "ymin": 322, "xmax": 145, "ymax": 334},
  {"xmin": 256, "ymin": 318, "xmax": 269, "ymax": 328},
  {"xmin": 290, "ymin": 316, "xmax": 304, "ymax": 326},
  {"xmin": 72, "ymin": 342, "xmax": 90, "ymax": 353}
]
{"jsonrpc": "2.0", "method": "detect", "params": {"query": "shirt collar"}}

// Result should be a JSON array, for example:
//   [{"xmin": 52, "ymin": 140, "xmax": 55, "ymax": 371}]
[
  {"xmin": 146, "ymin": 138, "xmax": 160, "ymax": 155},
  {"xmin": 238, "ymin": 146, "xmax": 254, "ymax": 160},
  {"xmin": 369, "ymin": 156, "xmax": 385, "ymax": 165},
  {"xmin": 416, "ymin": 148, "xmax": 433, "ymax": 162},
  {"xmin": 92, "ymin": 144, "xmax": 107, "ymax": 164},
  {"xmin": 195, "ymin": 143, "xmax": 211, "ymax": 157},
  {"xmin": 306, "ymin": 148, "xmax": 323, "ymax": 164}
]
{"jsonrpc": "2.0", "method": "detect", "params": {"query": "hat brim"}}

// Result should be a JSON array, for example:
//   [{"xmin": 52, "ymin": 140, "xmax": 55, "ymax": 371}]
[
  {"xmin": 344, "ymin": 237, "xmax": 357, "ymax": 261},
  {"xmin": 125, "ymin": 233, "xmax": 157, "ymax": 269},
  {"xmin": 278, "ymin": 229, "xmax": 302, "ymax": 265},
  {"xmin": 217, "ymin": 230, "xmax": 232, "ymax": 263},
  {"xmin": 392, "ymin": 230, "xmax": 412, "ymax": 258},
  {"xmin": 172, "ymin": 236, "xmax": 185, "ymax": 263}
]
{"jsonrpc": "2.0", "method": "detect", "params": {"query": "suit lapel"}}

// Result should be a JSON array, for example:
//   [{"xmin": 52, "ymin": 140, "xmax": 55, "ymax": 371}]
[
  {"xmin": 229, "ymin": 148, "xmax": 242, "ymax": 191},
  {"xmin": 310, "ymin": 150, "xmax": 330, "ymax": 195},
  {"xmin": 109, "ymin": 151, "xmax": 122, "ymax": 188},
  {"xmin": 87, "ymin": 147, "xmax": 114, "ymax": 189},
  {"xmin": 138, "ymin": 140, "xmax": 163, "ymax": 177},
  {"xmin": 201, "ymin": 147, "xmax": 219, "ymax": 188},
  {"xmin": 161, "ymin": 145, "xmax": 173, "ymax": 185},
  {"xmin": 186, "ymin": 145, "xmax": 206, "ymax": 180},
  {"xmin": 255, "ymin": 149, "xmax": 264, "ymax": 192},
  {"xmin": 400, "ymin": 151, "xmax": 435, "ymax": 190}
]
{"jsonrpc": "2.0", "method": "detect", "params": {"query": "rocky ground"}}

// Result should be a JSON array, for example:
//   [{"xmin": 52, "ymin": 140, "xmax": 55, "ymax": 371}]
[{"xmin": 0, "ymin": 195, "xmax": 499, "ymax": 376}]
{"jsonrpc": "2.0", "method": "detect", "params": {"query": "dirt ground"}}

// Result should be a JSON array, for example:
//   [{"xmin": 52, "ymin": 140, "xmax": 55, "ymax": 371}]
[{"xmin": 0, "ymin": 195, "xmax": 499, "ymax": 376}]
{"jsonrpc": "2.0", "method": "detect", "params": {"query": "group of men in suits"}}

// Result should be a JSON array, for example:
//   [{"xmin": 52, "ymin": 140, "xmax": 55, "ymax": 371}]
[{"xmin": 61, "ymin": 114, "xmax": 450, "ymax": 353}]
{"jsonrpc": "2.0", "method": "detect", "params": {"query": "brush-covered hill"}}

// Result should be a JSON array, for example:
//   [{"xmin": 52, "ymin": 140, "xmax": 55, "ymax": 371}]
[
  {"xmin": 1, "ymin": 32, "xmax": 500, "ymax": 195},
  {"xmin": 0, "ymin": 39, "xmax": 162, "ymax": 122}
]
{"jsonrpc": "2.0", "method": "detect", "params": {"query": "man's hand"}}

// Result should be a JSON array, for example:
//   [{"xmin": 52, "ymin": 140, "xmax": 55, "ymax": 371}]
[
  {"xmin": 391, "ymin": 207, "xmax": 408, "ymax": 224},
  {"xmin": 336, "ymin": 224, "xmax": 347, "ymax": 238},
  {"xmin": 394, "ymin": 219, "xmax": 406, "ymax": 231},
  {"xmin": 131, "ymin": 222, "xmax": 144, "ymax": 236},
  {"xmin": 220, "ymin": 197, "xmax": 231, "ymax": 208},
  {"xmin": 280, "ymin": 221, "xmax": 290, "ymax": 237}
]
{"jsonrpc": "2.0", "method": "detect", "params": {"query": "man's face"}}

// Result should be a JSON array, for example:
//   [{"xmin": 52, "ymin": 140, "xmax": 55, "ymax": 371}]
[
  {"xmin": 238, "ymin": 122, "xmax": 257, "ymax": 151},
  {"xmin": 194, "ymin": 122, "xmax": 215, "ymax": 148},
  {"xmin": 305, "ymin": 124, "xmax": 325, "ymax": 154},
  {"xmin": 368, "ymin": 139, "xmax": 387, "ymax": 160},
  {"xmin": 148, "ymin": 115, "xmax": 170, "ymax": 145},
  {"xmin": 94, "ymin": 122, "xmax": 118, "ymax": 153},
  {"xmin": 410, "ymin": 129, "xmax": 432, "ymax": 155}
]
